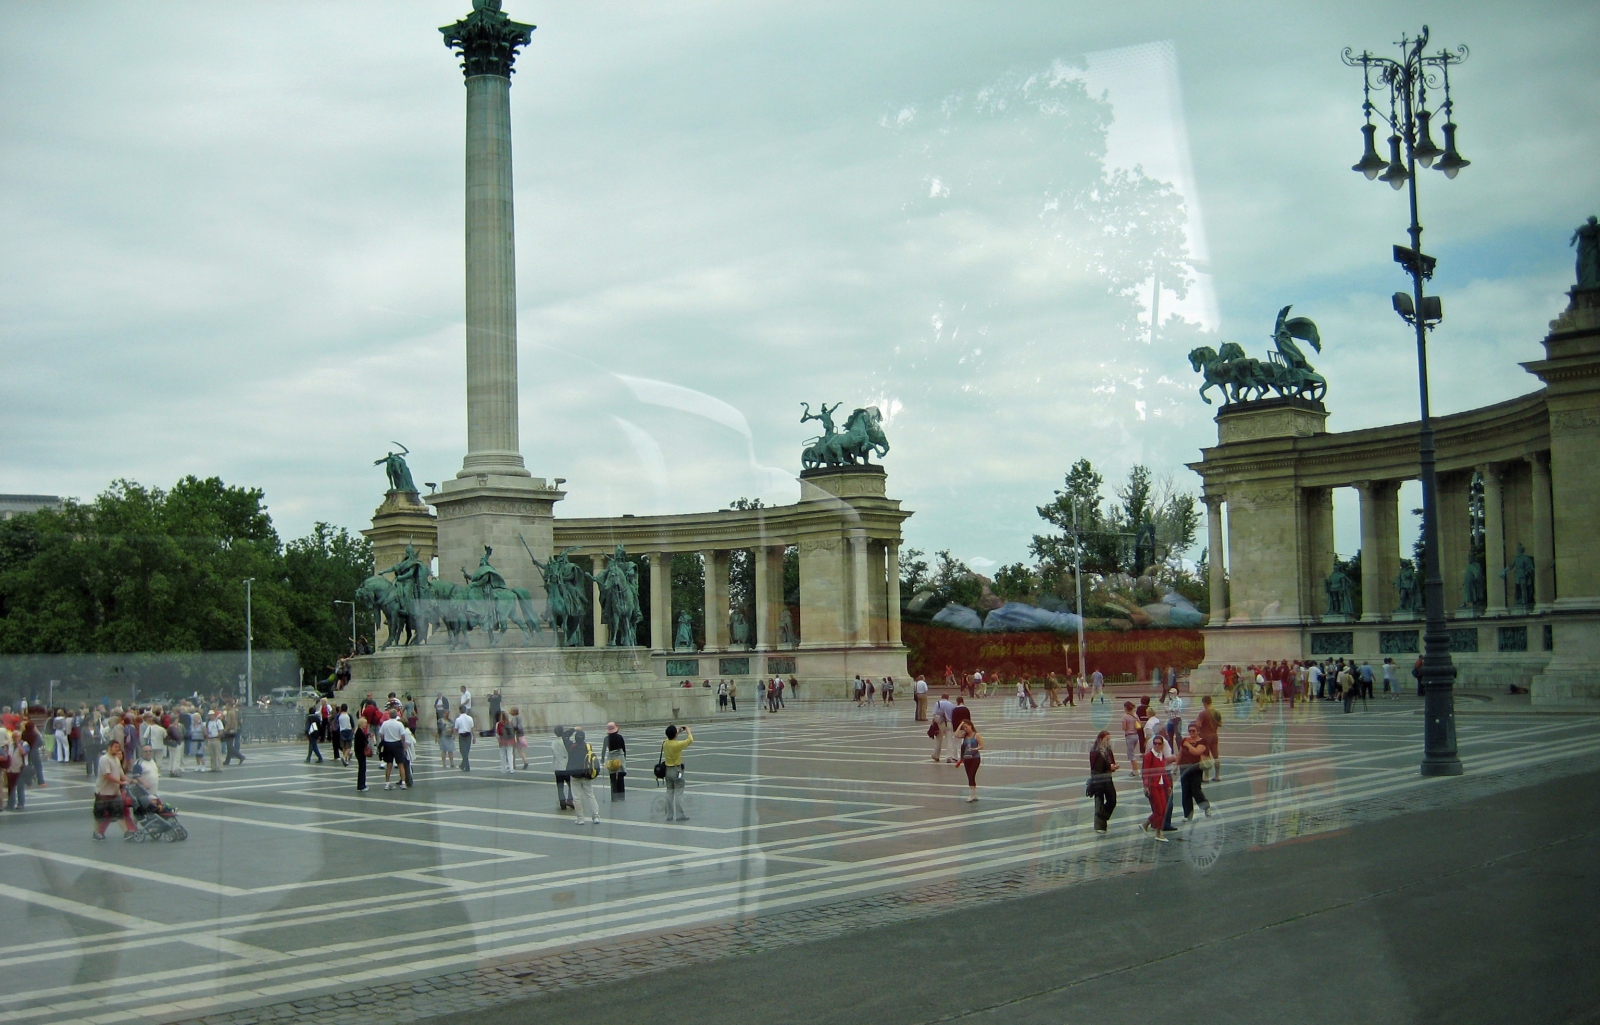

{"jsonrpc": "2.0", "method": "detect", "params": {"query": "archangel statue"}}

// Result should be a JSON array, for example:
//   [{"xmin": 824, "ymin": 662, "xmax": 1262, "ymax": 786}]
[{"xmin": 375, "ymin": 443, "xmax": 419, "ymax": 493}]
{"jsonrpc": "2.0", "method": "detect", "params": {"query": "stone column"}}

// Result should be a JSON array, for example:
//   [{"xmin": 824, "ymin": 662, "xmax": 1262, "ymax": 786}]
[
  {"xmin": 649, "ymin": 552, "xmax": 670, "ymax": 651},
  {"xmin": 433, "ymin": 5, "xmax": 561, "ymax": 606},
  {"xmin": 1302, "ymin": 488, "xmax": 1336, "ymax": 619},
  {"xmin": 887, "ymin": 542, "xmax": 903, "ymax": 646},
  {"xmin": 753, "ymin": 546, "xmax": 771, "ymax": 650},
  {"xmin": 590, "ymin": 554, "xmax": 607, "ymax": 647},
  {"xmin": 442, "ymin": 4, "xmax": 535, "ymax": 479},
  {"xmin": 850, "ymin": 532, "xmax": 870, "ymax": 645},
  {"xmin": 1205, "ymin": 495, "xmax": 1226, "ymax": 624},
  {"xmin": 1435, "ymin": 472, "xmax": 1471, "ymax": 609},
  {"xmin": 1355, "ymin": 482, "xmax": 1384, "ymax": 621},
  {"xmin": 703, "ymin": 550, "xmax": 729, "ymax": 651},
  {"xmin": 1528, "ymin": 453, "xmax": 1556, "ymax": 607},
  {"xmin": 1480, "ymin": 463, "xmax": 1507, "ymax": 615},
  {"xmin": 1373, "ymin": 481, "xmax": 1402, "ymax": 618}
]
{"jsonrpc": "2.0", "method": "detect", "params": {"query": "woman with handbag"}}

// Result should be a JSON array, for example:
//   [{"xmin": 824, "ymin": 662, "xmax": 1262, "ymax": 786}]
[
  {"xmin": 1087, "ymin": 731, "xmax": 1119, "ymax": 833},
  {"xmin": 604, "ymin": 722, "xmax": 627, "ymax": 797},
  {"xmin": 660, "ymin": 724, "xmax": 693, "ymax": 822},
  {"xmin": 92, "ymin": 739, "xmax": 138, "ymax": 840},
  {"xmin": 1196, "ymin": 695, "xmax": 1222, "ymax": 782},
  {"xmin": 956, "ymin": 721, "xmax": 984, "ymax": 803}
]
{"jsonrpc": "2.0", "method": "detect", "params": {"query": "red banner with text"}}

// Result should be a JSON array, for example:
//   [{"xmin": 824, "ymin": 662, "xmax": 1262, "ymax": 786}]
[{"xmin": 904, "ymin": 622, "xmax": 1204, "ymax": 680}]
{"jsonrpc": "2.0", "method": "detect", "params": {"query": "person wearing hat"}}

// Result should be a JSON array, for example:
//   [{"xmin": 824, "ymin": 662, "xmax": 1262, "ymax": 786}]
[{"xmin": 603, "ymin": 722, "xmax": 627, "ymax": 797}]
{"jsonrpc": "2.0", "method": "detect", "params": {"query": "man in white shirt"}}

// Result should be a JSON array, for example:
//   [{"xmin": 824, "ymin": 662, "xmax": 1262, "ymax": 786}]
[
  {"xmin": 204, "ymin": 711, "xmax": 224, "ymax": 773},
  {"xmin": 1309, "ymin": 662, "xmax": 1325, "ymax": 700},
  {"xmin": 932, "ymin": 694, "xmax": 956, "ymax": 762},
  {"xmin": 458, "ymin": 686, "xmax": 472, "ymax": 716},
  {"xmin": 132, "ymin": 746, "xmax": 161, "ymax": 798},
  {"xmin": 378, "ymin": 713, "xmax": 411, "ymax": 789},
  {"xmin": 913, "ymin": 676, "xmax": 930, "ymax": 721},
  {"xmin": 453, "ymin": 709, "xmax": 475, "ymax": 772}
]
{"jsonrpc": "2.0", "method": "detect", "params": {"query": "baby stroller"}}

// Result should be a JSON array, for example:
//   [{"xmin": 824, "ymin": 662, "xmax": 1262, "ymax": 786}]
[{"xmin": 126, "ymin": 781, "xmax": 188, "ymax": 842}]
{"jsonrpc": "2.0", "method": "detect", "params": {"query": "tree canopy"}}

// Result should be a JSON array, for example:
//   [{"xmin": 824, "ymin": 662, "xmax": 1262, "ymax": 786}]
[{"xmin": 0, "ymin": 476, "xmax": 372, "ymax": 678}]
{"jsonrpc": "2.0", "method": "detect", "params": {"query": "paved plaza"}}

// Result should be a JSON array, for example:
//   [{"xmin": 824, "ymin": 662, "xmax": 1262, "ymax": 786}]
[{"xmin": 0, "ymin": 694, "xmax": 1595, "ymax": 1025}]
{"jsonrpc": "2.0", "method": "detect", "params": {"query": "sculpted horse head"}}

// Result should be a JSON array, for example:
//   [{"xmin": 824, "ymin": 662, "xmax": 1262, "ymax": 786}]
[{"xmin": 1188, "ymin": 346, "xmax": 1218, "ymax": 372}]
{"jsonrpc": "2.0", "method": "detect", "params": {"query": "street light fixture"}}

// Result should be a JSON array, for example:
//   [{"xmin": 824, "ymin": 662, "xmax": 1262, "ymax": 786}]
[
  {"xmin": 242, "ymin": 578, "xmax": 256, "ymax": 705},
  {"xmin": 333, "ymin": 600, "xmax": 358, "ymax": 655},
  {"xmin": 1343, "ymin": 26, "xmax": 1467, "ymax": 777}
]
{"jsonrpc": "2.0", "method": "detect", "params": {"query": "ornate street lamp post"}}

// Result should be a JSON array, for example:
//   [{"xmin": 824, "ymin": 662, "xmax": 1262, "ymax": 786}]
[{"xmin": 1343, "ymin": 27, "xmax": 1468, "ymax": 776}]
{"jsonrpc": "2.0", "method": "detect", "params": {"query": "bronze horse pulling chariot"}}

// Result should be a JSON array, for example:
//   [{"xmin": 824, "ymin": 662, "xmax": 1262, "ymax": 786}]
[{"xmin": 1189, "ymin": 306, "xmax": 1328, "ymax": 405}]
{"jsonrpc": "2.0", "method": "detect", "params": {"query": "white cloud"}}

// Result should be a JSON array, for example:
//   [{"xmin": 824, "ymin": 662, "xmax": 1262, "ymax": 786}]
[{"xmin": 1, "ymin": 1, "xmax": 1595, "ymax": 572}]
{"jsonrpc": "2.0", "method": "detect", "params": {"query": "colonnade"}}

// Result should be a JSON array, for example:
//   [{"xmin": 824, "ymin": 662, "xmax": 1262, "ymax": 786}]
[
  {"xmin": 574, "ymin": 541, "xmax": 903, "ymax": 652},
  {"xmin": 1204, "ymin": 454, "xmax": 1554, "ymax": 625}
]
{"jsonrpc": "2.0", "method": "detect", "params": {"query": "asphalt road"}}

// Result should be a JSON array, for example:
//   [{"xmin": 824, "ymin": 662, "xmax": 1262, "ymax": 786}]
[{"xmin": 439, "ymin": 767, "xmax": 1600, "ymax": 1025}]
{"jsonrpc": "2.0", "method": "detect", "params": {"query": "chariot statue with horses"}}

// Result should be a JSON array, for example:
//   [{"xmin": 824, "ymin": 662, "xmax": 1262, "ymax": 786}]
[
  {"xmin": 800, "ymin": 402, "xmax": 890, "ymax": 470},
  {"xmin": 1188, "ymin": 306, "xmax": 1328, "ymax": 405}
]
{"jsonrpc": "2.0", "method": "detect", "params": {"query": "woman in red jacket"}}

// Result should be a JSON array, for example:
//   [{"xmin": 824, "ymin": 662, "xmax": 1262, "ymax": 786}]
[{"xmin": 1142, "ymin": 733, "xmax": 1173, "ymax": 843}]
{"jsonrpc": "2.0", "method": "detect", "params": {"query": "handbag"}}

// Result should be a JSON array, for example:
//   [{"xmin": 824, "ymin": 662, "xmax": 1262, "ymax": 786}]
[
  {"xmin": 1199, "ymin": 755, "xmax": 1215, "ymax": 772},
  {"xmin": 653, "ymin": 742, "xmax": 667, "ymax": 781}
]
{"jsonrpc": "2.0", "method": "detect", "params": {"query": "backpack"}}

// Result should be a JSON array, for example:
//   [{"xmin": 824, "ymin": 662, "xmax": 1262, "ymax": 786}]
[
  {"xmin": 582, "ymin": 743, "xmax": 600, "ymax": 780},
  {"xmin": 167, "ymin": 723, "xmax": 184, "ymax": 745}
]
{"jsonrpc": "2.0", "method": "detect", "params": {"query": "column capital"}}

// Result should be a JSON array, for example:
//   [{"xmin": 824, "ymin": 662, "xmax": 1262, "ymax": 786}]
[
  {"xmin": 442, "ymin": 1, "xmax": 535, "ymax": 79},
  {"xmin": 1203, "ymin": 492, "xmax": 1225, "ymax": 510},
  {"xmin": 1526, "ymin": 450, "xmax": 1551, "ymax": 474}
]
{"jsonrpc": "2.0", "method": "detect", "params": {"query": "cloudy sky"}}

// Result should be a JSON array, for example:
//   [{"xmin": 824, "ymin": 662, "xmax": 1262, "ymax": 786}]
[{"xmin": 3, "ymin": 0, "xmax": 1596, "ymax": 571}]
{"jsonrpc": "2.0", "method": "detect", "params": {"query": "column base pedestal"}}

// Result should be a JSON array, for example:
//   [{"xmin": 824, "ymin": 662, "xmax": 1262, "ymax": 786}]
[{"xmin": 430, "ymin": 473, "xmax": 565, "ymax": 602}]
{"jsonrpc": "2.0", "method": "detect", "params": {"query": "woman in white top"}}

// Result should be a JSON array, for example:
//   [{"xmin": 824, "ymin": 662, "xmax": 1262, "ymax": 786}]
[{"xmin": 93, "ymin": 740, "xmax": 138, "ymax": 840}]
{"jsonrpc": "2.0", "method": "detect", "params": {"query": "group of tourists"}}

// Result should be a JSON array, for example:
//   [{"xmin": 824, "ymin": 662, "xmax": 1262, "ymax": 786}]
[
  {"xmin": 922, "ymin": 691, "xmax": 986, "ymax": 801},
  {"xmin": 1096, "ymin": 690, "xmax": 1222, "ymax": 841},
  {"xmin": 927, "ymin": 666, "xmax": 1116, "ymax": 710},
  {"xmin": 1222, "ymin": 657, "xmax": 1406, "ymax": 711},
  {"xmin": 852, "ymin": 675, "xmax": 894, "ymax": 705}
]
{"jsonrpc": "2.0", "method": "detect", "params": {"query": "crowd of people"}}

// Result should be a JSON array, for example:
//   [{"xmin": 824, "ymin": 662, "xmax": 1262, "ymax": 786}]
[
  {"xmin": 903, "ymin": 663, "xmax": 1230, "ymax": 846},
  {"xmin": 0, "ymin": 696, "xmax": 246, "ymax": 838},
  {"xmin": 1221, "ymin": 657, "xmax": 1408, "ymax": 711}
]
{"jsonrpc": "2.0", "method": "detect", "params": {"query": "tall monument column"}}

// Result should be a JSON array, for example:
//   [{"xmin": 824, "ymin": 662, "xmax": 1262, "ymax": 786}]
[{"xmin": 431, "ymin": 0, "xmax": 562, "ymax": 604}]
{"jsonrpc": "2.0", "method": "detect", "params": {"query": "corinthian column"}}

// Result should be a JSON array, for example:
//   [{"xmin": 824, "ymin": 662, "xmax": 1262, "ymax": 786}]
[
  {"xmin": 1205, "ymin": 495, "xmax": 1227, "ymax": 624},
  {"xmin": 442, "ymin": 1, "xmax": 535, "ymax": 478},
  {"xmin": 431, "ymin": 2, "xmax": 561, "ymax": 613}
]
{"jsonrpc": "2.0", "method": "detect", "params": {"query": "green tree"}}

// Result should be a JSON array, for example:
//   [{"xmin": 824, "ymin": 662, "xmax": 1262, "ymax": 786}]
[
  {"xmin": 898, "ymin": 547, "xmax": 931, "ymax": 595},
  {"xmin": 0, "ymin": 476, "xmax": 372, "ymax": 681},
  {"xmin": 931, "ymin": 550, "xmax": 982, "ymax": 609},
  {"xmin": 992, "ymin": 562, "xmax": 1037, "ymax": 602},
  {"xmin": 1031, "ymin": 458, "xmax": 1124, "ymax": 575}
]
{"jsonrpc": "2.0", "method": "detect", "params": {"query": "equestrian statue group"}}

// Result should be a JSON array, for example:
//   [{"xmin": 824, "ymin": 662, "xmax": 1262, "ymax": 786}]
[
  {"xmin": 353, "ymin": 449, "xmax": 643, "ymax": 651},
  {"xmin": 1188, "ymin": 306, "xmax": 1328, "ymax": 405}
]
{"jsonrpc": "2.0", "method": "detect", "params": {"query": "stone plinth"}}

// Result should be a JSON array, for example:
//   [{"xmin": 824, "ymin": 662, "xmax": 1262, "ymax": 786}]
[
  {"xmin": 800, "ymin": 465, "xmax": 888, "ymax": 500},
  {"xmin": 1215, "ymin": 397, "xmax": 1328, "ymax": 444},
  {"xmin": 349, "ymin": 645, "xmax": 712, "ymax": 735},
  {"xmin": 430, "ymin": 475, "xmax": 564, "ymax": 600},
  {"xmin": 363, "ymin": 491, "xmax": 438, "ymax": 577}
]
